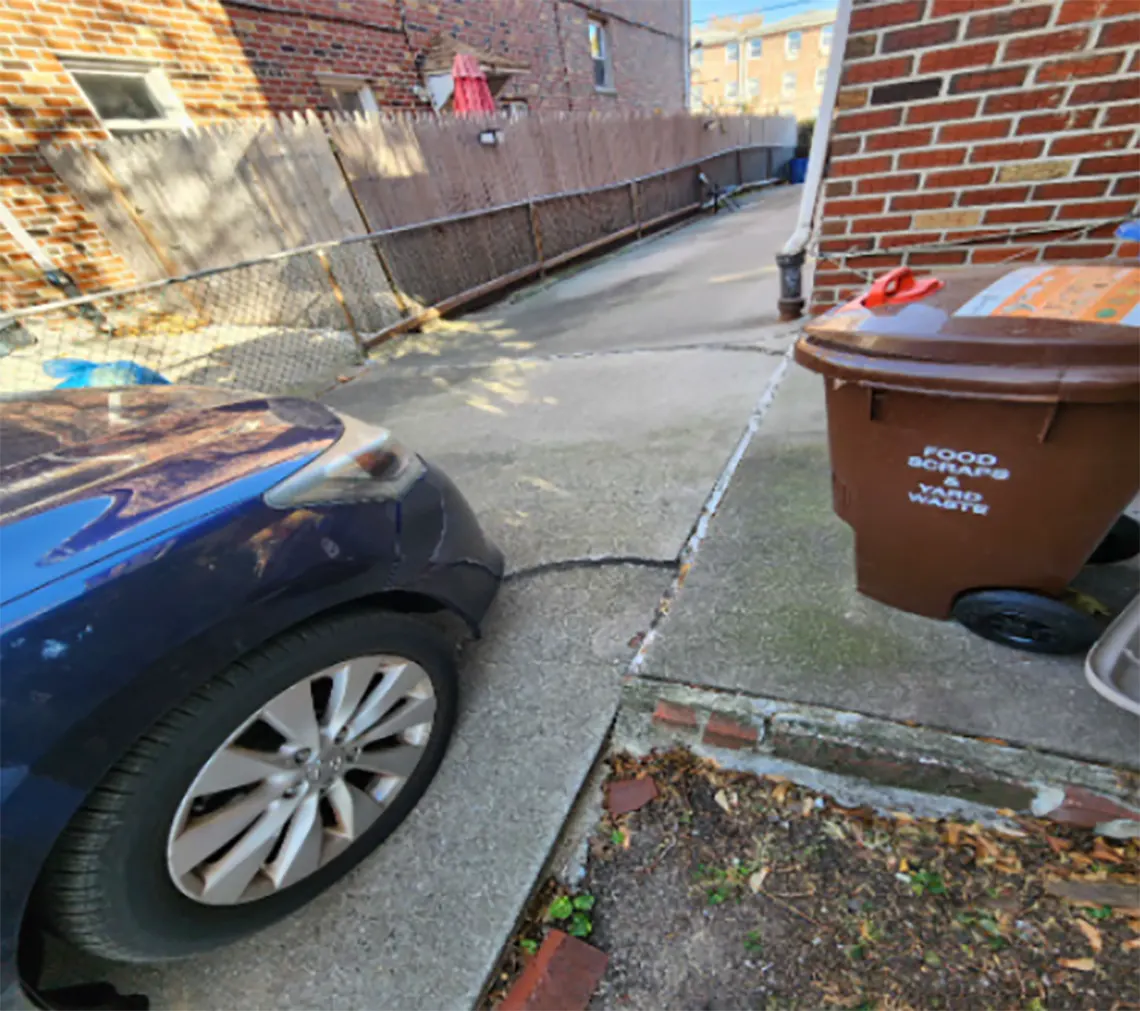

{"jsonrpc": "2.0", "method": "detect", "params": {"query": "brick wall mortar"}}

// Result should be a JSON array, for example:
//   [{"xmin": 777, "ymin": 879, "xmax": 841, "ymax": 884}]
[{"xmin": 815, "ymin": 0, "xmax": 1139, "ymax": 312}]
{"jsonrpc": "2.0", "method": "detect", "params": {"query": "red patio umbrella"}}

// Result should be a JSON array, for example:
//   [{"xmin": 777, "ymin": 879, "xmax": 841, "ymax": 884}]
[{"xmin": 452, "ymin": 52, "xmax": 496, "ymax": 116}]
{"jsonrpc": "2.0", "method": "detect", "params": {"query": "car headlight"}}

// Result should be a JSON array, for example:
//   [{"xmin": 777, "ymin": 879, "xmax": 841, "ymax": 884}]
[{"xmin": 264, "ymin": 411, "xmax": 425, "ymax": 508}]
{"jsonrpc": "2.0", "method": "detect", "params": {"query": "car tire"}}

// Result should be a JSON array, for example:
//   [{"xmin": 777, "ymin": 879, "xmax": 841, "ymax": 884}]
[{"xmin": 35, "ymin": 609, "xmax": 458, "ymax": 963}]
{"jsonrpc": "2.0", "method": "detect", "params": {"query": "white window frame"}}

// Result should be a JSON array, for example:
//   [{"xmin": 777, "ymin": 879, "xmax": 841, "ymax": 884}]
[
  {"xmin": 747, "ymin": 38, "xmax": 762, "ymax": 59},
  {"xmin": 725, "ymin": 80, "xmax": 739, "ymax": 99},
  {"xmin": 691, "ymin": 47, "xmax": 703, "ymax": 67},
  {"xmin": 820, "ymin": 24, "xmax": 834, "ymax": 55},
  {"xmin": 589, "ymin": 18, "xmax": 615, "ymax": 92},
  {"xmin": 815, "ymin": 67, "xmax": 827, "ymax": 92},
  {"xmin": 318, "ymin": 73, "xmax": 380, "ymax": 115},
  {"xmin": 782, "ymin": 71, "xmax": 796, "ymax": 98},
  {"xmin": 60, "ymin": 55, "xmax": 190, "ymax": 134},
  {"xmin": 786, "ymin": 31, "xmax": 802, "ymax": 59},
  {"xmin": 691, "ymin": 84, "xmax": 703, "ymax": 105},
  {"xmin": 725, "ymin": 41, "xmax": 740, "ymax": 62},
  {"xmin": 746, "ymin": 77, "xmax": 760, "ymax": 98}
]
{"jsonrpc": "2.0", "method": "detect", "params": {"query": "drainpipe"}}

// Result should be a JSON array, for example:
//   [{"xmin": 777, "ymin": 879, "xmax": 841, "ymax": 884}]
[
  {"xmin": 776, "ymin": 0, "xmax": 853, "ymax": 321},
  {"xmin": 682, "ymin": 0, "xmax": 691, "ymax": 110}
]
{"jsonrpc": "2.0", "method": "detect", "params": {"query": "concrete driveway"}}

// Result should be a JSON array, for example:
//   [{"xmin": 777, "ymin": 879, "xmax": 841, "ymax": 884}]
[{"xmin": 56, "ymin": 185, "xmax": 804, "ymax": 1009}]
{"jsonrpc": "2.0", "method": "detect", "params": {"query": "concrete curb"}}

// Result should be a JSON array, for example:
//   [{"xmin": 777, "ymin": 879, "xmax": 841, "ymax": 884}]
[{"xmin": 616, "ymin": 678, "xmax": 1140, "ymax": 838}]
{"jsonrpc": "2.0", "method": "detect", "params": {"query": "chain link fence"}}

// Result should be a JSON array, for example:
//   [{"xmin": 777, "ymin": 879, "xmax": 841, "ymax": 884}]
[{"xmin": 0, "ymin": 145, "xmax": 789, "ymax": 396}]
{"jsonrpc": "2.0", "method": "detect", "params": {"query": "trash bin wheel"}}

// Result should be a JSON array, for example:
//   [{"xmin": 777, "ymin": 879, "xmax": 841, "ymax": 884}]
[
  {"xmin": 952, "ymin": 589, "xmax": 1102, "ymax": 655},
  {"xmin": 1087, "ymin": 515, "xmax": 1140, "ymax": 565}
]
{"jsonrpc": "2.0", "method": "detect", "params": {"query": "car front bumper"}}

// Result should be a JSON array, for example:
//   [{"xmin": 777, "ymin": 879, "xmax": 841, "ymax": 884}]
[{"xmin": 393, "ymin": 460, "xmax": 504, "ymax": 635}]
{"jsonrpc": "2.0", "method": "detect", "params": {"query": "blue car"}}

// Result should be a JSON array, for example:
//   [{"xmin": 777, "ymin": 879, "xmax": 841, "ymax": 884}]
[{"xmin": 0, "ymin": 386, "xmax": 502, "ymax": 1007}]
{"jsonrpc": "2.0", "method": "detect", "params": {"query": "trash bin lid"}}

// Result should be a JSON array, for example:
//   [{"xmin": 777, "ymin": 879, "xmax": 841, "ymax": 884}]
[{"xmin": 801, "ymin": 265, "xmax": 1140, "ymax": 402}]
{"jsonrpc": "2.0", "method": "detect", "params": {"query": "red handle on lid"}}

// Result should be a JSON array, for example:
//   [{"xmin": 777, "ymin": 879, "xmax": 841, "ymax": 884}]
[{"xmin": 861, "ymin": 266, "xmax": 944, "ymax": 308}]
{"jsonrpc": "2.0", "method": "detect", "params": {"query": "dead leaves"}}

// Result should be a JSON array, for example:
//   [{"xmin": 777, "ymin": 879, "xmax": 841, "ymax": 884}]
[
  {"xmin": 1091, "ymin": 838, "xmax": 1126, "ymax": 865},
  {"xmin": 1058, "ymin": 956, "xmax": 1096, "ymax": 973},
  {"xmin": 713, "ymin": 788, "xmax": 738, "ymax": 814},
  {"xmin": 1075, "ymin": 918, "xmax": 1104, "ymax": 953},
  {"xmin": 748, "ymin": 866, "xmax": 771, "ymax": 893}
]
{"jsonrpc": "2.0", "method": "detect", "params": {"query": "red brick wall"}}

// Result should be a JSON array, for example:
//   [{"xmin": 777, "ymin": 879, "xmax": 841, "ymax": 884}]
[
  {"xmin": 0, "ymin": 0, "xmax": 273, "ymax": 308},
  {"xmin": 0, "ymin": 0, "xmax": 685, "ymax": 310},
  {"xmin": 811, "ymin": 0, "xmax": 1139, "ymax": 313}
]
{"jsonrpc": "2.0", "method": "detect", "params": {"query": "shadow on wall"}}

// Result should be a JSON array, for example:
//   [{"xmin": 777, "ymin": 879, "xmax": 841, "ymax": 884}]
[{"xmin": 6, "ymin": 6, "xmax": 281, "ymax": 307}]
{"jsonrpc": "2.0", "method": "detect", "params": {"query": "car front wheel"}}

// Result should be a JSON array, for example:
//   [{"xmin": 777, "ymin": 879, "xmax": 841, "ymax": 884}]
[{"xmin": 36, "ymin": 610, "xmax": 458, "ymax": 963}]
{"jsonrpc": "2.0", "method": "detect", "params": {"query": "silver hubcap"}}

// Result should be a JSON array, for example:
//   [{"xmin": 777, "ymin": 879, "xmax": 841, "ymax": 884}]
[{"xmin": 166, "ymin": 655, "xmax": 435, "ymax": 905}]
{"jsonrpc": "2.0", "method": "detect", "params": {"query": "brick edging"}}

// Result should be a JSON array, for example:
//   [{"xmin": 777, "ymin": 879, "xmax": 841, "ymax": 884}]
[{"xmin": 624, "ymin": 680, "xmax": 1140, "ymax": 837}]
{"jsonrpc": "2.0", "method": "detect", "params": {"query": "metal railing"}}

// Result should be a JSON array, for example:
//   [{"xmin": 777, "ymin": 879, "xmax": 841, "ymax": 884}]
[{"xmin": 0, "ymin": 143, "xmax": 790, "ymax": 396}]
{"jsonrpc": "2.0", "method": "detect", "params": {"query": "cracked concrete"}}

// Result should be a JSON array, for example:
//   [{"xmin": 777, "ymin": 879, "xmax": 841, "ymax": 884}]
[{"xmin": 47, "ymin": 186, "xmax": 806, "ymax": 1010}]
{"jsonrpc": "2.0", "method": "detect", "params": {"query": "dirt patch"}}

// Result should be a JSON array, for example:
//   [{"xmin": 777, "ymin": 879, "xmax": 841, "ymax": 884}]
[{"xmin": 489, "ymin": 749, "xmax": 1140, "ymax": 1011}]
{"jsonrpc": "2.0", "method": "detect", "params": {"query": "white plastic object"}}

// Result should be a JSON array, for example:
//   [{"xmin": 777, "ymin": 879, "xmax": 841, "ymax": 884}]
[{"xmin": 1085, "ymin": 594, "xmax": 1140, "ymax": 716}]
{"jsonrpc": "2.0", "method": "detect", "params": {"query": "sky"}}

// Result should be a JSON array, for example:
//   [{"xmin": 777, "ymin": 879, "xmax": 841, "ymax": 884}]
[{"xmin": 691, "ymin": 0, "xmax": 838, "ymax": 27}]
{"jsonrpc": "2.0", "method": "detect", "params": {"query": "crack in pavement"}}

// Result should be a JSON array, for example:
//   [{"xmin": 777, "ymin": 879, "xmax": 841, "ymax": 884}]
[{"xmin": 504, "ymin": 556, "xmax": 678, "ymax": 583}]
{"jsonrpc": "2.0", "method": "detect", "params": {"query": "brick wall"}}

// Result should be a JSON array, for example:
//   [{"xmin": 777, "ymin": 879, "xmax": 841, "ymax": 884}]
[
  {"xmin": 0, "ymin": 0, "xmax": 685, "ymax": 309},
  {"xmin": 811, "ymin": 0, "xmax": 1139, "ymax": 313},
  {"xmin": 0, "ymin": 0, "xmax": 273, "ymax": 308}
]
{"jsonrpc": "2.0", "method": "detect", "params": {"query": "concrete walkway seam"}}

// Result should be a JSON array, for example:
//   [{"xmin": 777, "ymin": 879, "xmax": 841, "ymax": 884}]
[
  {"xmin": 363, "ymin": 341, "xmax": 792, "ymax": 380},
  {"xmin": 628, "ymin": 344, "xmax": 794, "ymax": 678}
]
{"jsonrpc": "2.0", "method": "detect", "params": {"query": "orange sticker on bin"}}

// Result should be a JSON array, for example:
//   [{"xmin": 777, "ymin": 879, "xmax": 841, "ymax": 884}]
[{"xmin": 954, "ymin": 265, "xmax": 1140, "ymax": 326}]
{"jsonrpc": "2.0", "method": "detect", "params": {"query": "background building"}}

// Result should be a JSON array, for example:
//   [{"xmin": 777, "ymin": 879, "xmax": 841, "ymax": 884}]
[
  {"xmin": 0, "ymin": 0, "xmax": 689, "ymax": 308},
  {"xmin": 690, "ymin": 9, "xmax": 835, "ymax": 119}
]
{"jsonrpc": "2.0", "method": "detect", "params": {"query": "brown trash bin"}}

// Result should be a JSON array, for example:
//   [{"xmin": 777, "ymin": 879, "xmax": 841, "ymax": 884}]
[{"xmin": 796, "ymin": 264, "xmax": 1140, "ymax": 654}]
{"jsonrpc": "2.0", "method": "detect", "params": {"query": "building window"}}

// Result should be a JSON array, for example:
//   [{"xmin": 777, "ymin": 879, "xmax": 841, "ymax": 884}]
[
  {"xmin": 747, "ymin": 38, "xmax": 762, "ymax": 59},
  {"xmin": 692, "ymin": 84, "xmax": 703, "ymax": 105},
  {"xmin": 725, "ymin": 42, "xmax": 739, "ymax": 62},
  {"xmin": 747, "ymin": 78, "xmax": 759, "ymax": 98},
  {"xmin": 63, "ymin": 57, "xmax": 188, "ymax": 135},
  {"xmin": 319, "ymin": 75, "xmax": 380, "ymax": 115},
  {"xmin": 786, "ymin": 31, "xmax": 802, "ymax": 58},
  {"xmin": 815, "ymin": 67, "xmax": 827, "ymax": 92},
  {"xmin": 589, "ymin": 19, "xmax": 614, "ymax": 90},
  {"xmin": 782, "ymin": 71, "xmax": 796, "ymax": 98},
  {"xmin": 725, "ymin": 80, "xmax": 739, "ymax": 99},
  {"xmin": 820, "ymin": 24, "xmax": 834, "ymax": 54},
  {"xmin": 691, "ymin": 47, "xmax": 703, "ymax": 67}
]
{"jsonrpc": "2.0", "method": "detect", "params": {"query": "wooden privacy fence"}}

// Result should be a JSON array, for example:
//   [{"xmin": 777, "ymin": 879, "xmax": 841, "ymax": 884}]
[
  {"xmin": 44, "ymin": 111, "xmax": 794, "ymax": 280},
  {"xmin": 5, "ymin": 113, "xmax": 795, "ymax": 395}
]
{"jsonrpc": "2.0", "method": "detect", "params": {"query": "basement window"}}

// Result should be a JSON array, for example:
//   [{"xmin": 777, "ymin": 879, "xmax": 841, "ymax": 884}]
[
  {"xmin": 318, "ymin": 75, "xmax": 380, "ymax": 115},
  {"xmin": 589, "ymin": 19, "xmax": 614, "ymax": 91},
  {"xmin": 63, "ymin": 57, "xmax": 189, "ymax": 135}
]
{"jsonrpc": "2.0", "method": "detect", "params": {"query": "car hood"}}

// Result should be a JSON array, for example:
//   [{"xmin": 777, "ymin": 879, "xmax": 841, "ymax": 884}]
[{"xmin": 0, "ymin": 387, "xmax": 343, "ymax": 602}]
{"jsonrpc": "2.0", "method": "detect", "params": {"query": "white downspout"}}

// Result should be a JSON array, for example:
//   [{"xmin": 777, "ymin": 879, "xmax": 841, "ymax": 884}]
[
  {"xmin": 777, "ymin": 0, "xmax": 853, "ymax": 319},
  {"xmin": 682, "ymin": 0, "xmax": 691, "ymax": 110}
]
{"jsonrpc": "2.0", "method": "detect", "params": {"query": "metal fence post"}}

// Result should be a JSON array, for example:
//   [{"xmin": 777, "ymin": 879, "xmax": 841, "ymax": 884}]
[
  {"xmin": 629, "ymin": 179, "xmax": 642, "ymax": 237},
  {"xmin": 736, "ymin": 147, "xmax": 744, "ymax": 186},
  {"xmin": 528, "ymin": 201, "xmax": 546, "ymax": 276}
]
